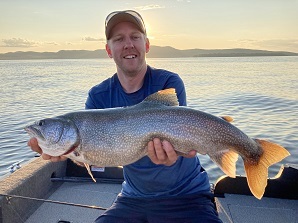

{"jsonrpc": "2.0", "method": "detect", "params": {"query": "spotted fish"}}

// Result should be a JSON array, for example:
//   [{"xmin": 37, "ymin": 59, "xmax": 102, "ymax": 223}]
[{"xmin": 24, "ymin": 88, "xmax": 290, "ymax": 199}]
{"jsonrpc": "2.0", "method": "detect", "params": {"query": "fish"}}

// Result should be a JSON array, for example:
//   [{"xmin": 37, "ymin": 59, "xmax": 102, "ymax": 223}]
[{"xmin": 24, "ymin": 88, "xmax": 290, "ymax": 199}]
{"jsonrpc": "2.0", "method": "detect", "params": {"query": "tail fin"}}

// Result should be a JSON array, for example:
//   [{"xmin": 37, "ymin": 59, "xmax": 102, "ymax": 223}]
[{"xmin": 244, "ymin": 139, "xmax": 290, "ymax": 199}]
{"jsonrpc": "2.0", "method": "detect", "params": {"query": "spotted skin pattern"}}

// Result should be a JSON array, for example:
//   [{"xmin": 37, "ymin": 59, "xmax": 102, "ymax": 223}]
[{"xmin": 25, "ymin": 88, "xmax": 290, "ymax": 199}]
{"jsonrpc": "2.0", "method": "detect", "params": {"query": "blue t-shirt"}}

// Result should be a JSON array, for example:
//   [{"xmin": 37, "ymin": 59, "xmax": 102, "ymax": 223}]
[{"xmin": 85, "ymin": 65, "xmax": 211, "ymax": 197}]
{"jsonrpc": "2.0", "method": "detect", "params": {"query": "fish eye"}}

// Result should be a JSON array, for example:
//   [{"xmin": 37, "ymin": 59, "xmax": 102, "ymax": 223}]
[{"xmin": 38, "ymin": 120, "xmax": 45, "ymax": 126}]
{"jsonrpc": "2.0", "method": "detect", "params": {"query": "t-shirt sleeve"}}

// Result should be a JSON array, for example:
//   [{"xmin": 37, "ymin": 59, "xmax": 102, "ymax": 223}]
[
  {"xmin": 85, "ymin": 78, "xmax": 112, "ymax": 109},
  {"xmin": 85, "ymin": 87, "xmax": 107, "ymax": 109},
  {"xmin": 85, "ymin": 90, "xmax": 97, "ymax": 109}
]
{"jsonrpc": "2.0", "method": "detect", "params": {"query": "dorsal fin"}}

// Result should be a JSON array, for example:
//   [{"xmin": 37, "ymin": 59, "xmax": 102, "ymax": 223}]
[
  {"xmin": 143, "ymin": 88, "xmax": 179, "ymax": 106},
  {"xmin": 221, "ymin": 116, "xmax": 234, "ymax": 123}
]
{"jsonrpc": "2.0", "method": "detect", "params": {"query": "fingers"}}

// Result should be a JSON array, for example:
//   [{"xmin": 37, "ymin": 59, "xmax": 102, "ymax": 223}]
[
  {"xmin": 153, "ymin": 138, "xmax": 167, "ymax": 163},
  {"xmin": 162, "ymin": 140, "xmax": 178, "ymax": 163},
  {"xmin": 28, "ymin": 137, "xmax": 67, "ymax": 162},
  {"xmin": 28, "ymin": 138, "xmax": 42, "ymax": 154},
  {"xmin": 147, "ymin": 138, "xmax": 178, "ymax": 166},
  {"xmin": 147, "ymin": 140, "xmax": 158, "ymax": 163},
  {"xmin": 41, "ymin": 153, "xmax": 67, "ymax": 162},
  {"xmin": 183, "ymin": 150, "xmax": 197, "ymax": 158},
  {"xmin": 41, "ymin": 152, "xmax": 53, "ymax": 161},
  {"xmin": 47, "ymin": 155, "xmax": 68, "ymax": 162}
]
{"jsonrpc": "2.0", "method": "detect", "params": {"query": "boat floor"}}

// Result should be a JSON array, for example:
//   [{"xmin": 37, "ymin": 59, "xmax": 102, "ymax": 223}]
[
  {"xmin": 23, "ymin": 181, "xmax": 298, "ymax": 223},
  {"xmin": 25, "ymin": 182, "xmax": 122, "ymax": 223},
  {"xmin": 216, "ymin": 194, "xmax": 298, "ymax": 223}
]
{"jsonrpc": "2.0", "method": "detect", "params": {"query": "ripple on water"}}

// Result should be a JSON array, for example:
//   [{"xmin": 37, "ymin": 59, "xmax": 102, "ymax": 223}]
[{"xmin": 1, "ymin": 58, "xmax": 297, "ymax": 180}]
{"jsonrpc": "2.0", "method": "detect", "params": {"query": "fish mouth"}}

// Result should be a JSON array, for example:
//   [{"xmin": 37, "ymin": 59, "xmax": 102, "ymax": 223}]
[{"xmin": 24, "ymin": 125, "xmax": 45, "ymax": 141}]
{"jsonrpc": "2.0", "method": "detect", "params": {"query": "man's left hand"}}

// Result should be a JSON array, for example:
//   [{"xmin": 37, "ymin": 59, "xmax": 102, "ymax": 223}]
[{"xmin": 147, "ymin": 138, "xmax": 196, "ymax": 166}]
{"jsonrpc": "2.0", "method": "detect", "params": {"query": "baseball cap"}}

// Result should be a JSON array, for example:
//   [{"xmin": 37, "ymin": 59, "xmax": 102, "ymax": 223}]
[{"xmin": 105, "ymin": 10, "xmax": 146, "ymax": 40}]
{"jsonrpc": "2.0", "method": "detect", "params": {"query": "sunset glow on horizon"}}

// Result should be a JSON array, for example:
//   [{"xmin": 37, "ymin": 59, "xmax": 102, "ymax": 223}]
[{"xmin": 1, "ymin": 0, "xmax": 297, "ymax": 54}]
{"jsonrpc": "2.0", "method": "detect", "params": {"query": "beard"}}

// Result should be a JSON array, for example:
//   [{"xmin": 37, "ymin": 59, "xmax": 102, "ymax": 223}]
[{"xmin": 115, "ymin": 56, "xmax": 147, "ymax": 77}]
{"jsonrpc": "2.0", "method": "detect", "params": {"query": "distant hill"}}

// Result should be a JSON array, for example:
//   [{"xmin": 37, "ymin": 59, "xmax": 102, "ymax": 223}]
[
  {"xmin": 0, "ymin": 46, "xmax": 297, "ymax": 60},
  {"xmin": 148, "ymin": 46, "xmax": 298, "ymax": 57}
]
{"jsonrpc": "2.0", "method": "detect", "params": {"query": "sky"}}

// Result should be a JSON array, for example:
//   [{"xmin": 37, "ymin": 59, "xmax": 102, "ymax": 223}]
[{"xmin": 1, "ymin": 0, "xmax": 298, "ymax": 54}]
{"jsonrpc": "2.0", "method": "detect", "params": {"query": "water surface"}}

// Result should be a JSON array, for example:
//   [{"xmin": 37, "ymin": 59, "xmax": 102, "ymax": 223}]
[{"xmin": 0, "ymin": 57, "xmax": 297, "ymax": 182}]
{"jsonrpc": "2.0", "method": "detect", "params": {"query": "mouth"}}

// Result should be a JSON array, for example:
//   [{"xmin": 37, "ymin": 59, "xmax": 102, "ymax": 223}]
[
  {"xmin": 123, "ymin": 54, "xmax": 137, "ymax": 59},
  {"xmin": 24, "ymin": 125, "xmax": 45, "ymax": 141}
]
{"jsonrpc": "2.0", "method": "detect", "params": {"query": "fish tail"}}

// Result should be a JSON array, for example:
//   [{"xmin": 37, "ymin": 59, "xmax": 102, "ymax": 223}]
[{"xmin": 244, "ymin": 139, "xmax": 290, "ymax": 199}]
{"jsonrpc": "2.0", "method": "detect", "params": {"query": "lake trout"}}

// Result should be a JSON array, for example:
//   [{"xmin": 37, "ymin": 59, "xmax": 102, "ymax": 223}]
[{"xmin": 24, "ymin": 88, "xmax": 290, "ymax": 199}]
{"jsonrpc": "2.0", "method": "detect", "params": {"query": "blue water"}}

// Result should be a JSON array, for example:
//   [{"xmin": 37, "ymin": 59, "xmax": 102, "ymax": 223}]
[{"xmin": 0, "ymin": 57, "xmax": 297, "ymax": 182}]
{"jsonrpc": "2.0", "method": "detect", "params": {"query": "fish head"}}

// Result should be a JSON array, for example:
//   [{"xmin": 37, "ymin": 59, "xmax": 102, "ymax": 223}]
[{"xmin": 25, "ymin": 117, "xmax": 79, "ymax": 156}]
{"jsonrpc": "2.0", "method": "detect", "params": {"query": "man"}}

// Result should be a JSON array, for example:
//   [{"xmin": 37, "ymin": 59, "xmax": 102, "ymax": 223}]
[{"xmin": 28, "ymin": 10, "xmax": 222, "ymax": 223}]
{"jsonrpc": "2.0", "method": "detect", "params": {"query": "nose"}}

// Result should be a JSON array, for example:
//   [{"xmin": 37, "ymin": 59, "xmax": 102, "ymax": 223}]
[{"xmin": 124, "ymin": 38, "xmax": 134, "ymax": 49}]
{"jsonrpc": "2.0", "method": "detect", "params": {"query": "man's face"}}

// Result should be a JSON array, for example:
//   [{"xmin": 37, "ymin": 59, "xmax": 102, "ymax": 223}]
[{"xmin": 106, "ymin": 22, "xmax": 150, "ymax": 76}]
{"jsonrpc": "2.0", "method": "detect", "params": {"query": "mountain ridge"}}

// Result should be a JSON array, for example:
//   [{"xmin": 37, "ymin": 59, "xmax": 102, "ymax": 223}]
[{"xmin": 0, "ymin": 46, "xmax": 297, "ymax": 60}]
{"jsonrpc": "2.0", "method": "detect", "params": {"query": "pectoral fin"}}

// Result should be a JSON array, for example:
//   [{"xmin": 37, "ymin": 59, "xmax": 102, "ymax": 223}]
[
  {"xmin": 210, "ymin": 149, "xmax": 239, "ymax": 178},
  {"xmin": 84, "ymin": 163, "xmax": 96, "ymax": 182}
]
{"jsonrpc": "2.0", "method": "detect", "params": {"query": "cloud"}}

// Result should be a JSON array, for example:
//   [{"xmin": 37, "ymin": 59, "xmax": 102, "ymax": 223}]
[
  {"xmin": 82, "ymin": 36, "xmax": 105, "ymax": 42},
  {"xmin": 1, "ymin": 38, "xmax": 40, "ymax": 48},
  {"xmin": 135, "ymin": 5, "xmax": 165, "ymax": 11},
  {"xmin": 134, "ymin": 1, "xmax": 190, "ymax": 11},
  {"xmin": 45, "ymin": 41, "xmax": 59, "ymax": 46},
  {"xmin": 1, "ymin": 38, "xmax": 60, "ymax": 48}
]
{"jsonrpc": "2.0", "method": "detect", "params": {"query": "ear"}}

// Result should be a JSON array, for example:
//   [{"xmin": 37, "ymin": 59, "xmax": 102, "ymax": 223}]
[
  {"xmin": 145, "ymin": 38, "xmax": 150, "ymax": 53},
  {"xmin": 105, "ymin": 43, "xmax": 112, "ymax": 58}
]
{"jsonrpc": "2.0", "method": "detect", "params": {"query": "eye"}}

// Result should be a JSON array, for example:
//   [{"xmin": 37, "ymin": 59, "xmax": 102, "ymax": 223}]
[
  {"xmin": 114, "ymin": 37, "xmax": 123, "ymax": 42},
  {"xmin": 38, "ymin": 120, "xmax": 45, "ymax": 126}
]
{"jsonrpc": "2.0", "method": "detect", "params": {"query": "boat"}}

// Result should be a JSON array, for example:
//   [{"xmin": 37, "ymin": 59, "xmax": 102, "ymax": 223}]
[
  {"xmin": 214, "ymin": 163, "xmax": 298, "ymax": 223},
  {"xmin": 0, "ymin": 158, "xmax": 297, "ymax": 223}
]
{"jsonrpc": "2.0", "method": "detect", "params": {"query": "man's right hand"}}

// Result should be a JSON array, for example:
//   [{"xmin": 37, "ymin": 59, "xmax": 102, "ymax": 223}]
[{"xmin": 28, "ymin": 138, "xmax": 67, "ymax": 162}]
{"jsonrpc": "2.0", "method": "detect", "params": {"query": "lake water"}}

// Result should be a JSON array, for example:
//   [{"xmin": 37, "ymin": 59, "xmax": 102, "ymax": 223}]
[{"xmin": 0, "ymin": 57, "xmax": 297, "ymax": 183}]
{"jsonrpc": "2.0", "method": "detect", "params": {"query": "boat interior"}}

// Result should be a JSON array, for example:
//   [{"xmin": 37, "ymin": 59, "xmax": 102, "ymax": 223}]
[{"xmin": 0, "ymin": 158, "xmax": 297, "ymax": 223}]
